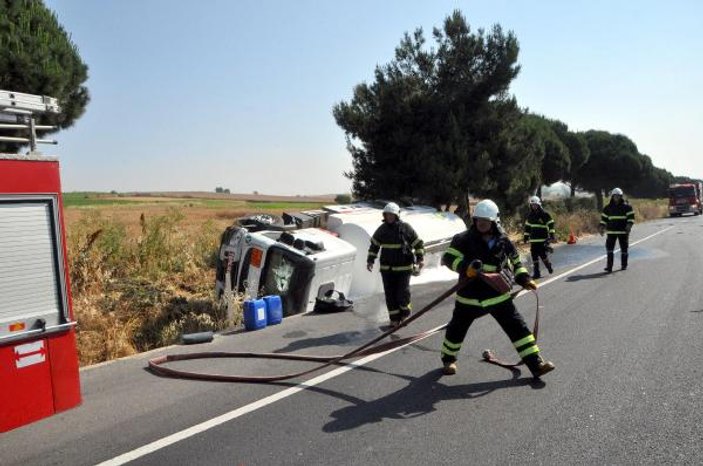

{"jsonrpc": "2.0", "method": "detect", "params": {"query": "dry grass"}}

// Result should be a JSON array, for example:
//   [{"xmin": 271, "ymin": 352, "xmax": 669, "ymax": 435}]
[
  {"xmin": 66, "ymin": 206, "xmax": 236, "ymax": 365},
  {"xmin": 65, "ymin": 194, "xmax": 331, "ymax": 366}
]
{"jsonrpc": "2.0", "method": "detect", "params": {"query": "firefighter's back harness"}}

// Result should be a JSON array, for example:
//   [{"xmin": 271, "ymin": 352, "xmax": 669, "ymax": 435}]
[{"xmin": 148, "ymin": 276, "xmax": 540, "ymax": 383}]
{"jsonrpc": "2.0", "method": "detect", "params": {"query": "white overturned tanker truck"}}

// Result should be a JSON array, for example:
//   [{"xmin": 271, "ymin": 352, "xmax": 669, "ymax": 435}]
[{"xmin": 215, "ymin": 203, "xmax": 467, "ymax": 318}]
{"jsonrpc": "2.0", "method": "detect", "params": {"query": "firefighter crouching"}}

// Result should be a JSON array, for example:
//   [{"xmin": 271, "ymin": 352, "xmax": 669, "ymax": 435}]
[
  {"xmin": 523, "ymin": 195, "xmax": 555, "ymax": 279},
  {"xmin": 599, "ymin": 187, "xmax": 635, "ymax": 272},
  {"xmin": 440, "ymin": 199, "xmax": 555, "ymax": 378},
  {"xmin": 367, "ymin": 202, "xmax": 425, "ymax": 327}
]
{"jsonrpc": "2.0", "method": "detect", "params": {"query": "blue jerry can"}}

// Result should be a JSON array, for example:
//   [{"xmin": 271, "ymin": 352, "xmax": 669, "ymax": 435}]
[
  {"xmin": 243, "ymin": 298, "xmax": 267, "ymax": 331},
  {"xmin": 263, "ymin": 295, "xmax": 283, "ymax": 325}
]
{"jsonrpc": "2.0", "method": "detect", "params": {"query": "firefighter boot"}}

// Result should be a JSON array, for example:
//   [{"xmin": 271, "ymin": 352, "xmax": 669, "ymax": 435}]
[
  {"xmin": 532, "ymin": 261, "xmax": 541, "ymax": 279},
  {"xmin": 399, "ymin": 306, "xmax": 412, "ymax": 324},
  {"xmin": 604, "ymin": 252, "xmax": 614, "ymax": 273},
  {"xmin": 544, "ymin": 259, "xmax": 554, "ymax": 274},
  {"xmin": 442, "ymin": 361, "xmax": 457, "ymax": 375},
  {"xmin": 525, "ymin": 354, "xmax": 556, "ymax": 378},
  {"xmin": 621, "ymin": 252, "xmax": 628, "ymax": 270}
]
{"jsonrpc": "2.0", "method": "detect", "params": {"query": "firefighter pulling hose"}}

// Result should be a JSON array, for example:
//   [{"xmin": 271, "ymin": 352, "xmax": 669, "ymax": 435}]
[{"xmin": 440, "ymin": 199, "xmax": 555, "ymax": 377}]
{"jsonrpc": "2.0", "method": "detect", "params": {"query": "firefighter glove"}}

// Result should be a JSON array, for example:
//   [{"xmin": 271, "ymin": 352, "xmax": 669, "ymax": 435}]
[
  {"xmin": 523, "ymin": 280, "xmax": 538, "ymax": 290},
  {"xmin": 466, "ymin": 259, "xmax": 482, "ymax": 278},
  {"xmin": 366, "ymin": 262, "xmax": 373, "ymax": 272}
]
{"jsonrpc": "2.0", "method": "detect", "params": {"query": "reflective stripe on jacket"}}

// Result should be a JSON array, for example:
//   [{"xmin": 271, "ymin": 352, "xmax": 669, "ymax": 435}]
[
  {"xmin": 367, "ymin": 220, "xmax": 424, "ymax": 271},
  {"xmin": 523, "ymin": 208, "xmax": 555, "ymax": 242},
  {"xmin": 442, "ymin": 227, "xmax": 529, "ymax": 305},
  {"xmin": 600, "ymin": 201, "xmax": 635, "ymax": 235}
]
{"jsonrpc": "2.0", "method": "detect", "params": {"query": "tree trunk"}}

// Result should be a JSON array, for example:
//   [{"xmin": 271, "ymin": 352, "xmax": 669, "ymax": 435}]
[
  {"xmin": 570, "ymin": 183, "xmax": 576, "ymax": 198},
  {"xmin": 454, "ymin": 196, "xmax": 471, "ymax": 228},
  {"xmin": 596, "ymin": 189, "xmax": 604, "ymax": 211}
]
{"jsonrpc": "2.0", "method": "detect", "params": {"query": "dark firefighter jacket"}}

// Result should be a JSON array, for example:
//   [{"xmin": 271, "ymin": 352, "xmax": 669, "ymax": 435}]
[
  {"xmin": 367, "ymin": 221, "xmax": 424, "ymax": 272},
  {"xmin": 600, "ymin": 200, "xmax": 635, "ymax": 235},
  {"xmin": 442, "ymin": 227, "xmax": 530, "ymax": 307},
  {"xmin": 523, "ymin": 208, "xmax": 555, "ymax": 243}
]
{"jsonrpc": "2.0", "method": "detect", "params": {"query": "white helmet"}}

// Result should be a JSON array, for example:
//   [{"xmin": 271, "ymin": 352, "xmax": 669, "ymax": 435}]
[
  {"xmin": 382, "ymin": 202, "xmax": 400, "ymax": 216},
  {"xmin": 473, "ymin": 199, "xmax": 500, "ymax": 221},
  {"xmin": 529, "ymin": 195, "xmax": 541, "ymax": 206},
  {"xmin": 610, "ymin": 187, "xmax": 624, "ymax": 196}
]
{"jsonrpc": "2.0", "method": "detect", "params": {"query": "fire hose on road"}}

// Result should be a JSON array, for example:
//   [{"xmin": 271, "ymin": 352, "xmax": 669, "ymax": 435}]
[{"xmin": 147, "ymin": 279, "xmax": 541, "ymax": 383}]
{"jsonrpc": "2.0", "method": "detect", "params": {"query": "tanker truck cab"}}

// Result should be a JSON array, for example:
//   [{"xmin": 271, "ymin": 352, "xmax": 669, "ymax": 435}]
[{"xmin": 217, "ymin": 227, "xmax": 356, "ymax": 316}]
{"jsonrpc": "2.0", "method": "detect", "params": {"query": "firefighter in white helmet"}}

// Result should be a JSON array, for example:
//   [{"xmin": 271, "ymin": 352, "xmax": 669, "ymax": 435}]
[
  {"xmin": 523, "ymin": 195, "xmax": 555, "ymax": 279},
  {"xmin": 440, "ymin": 199, "xmax": 555, "ymax": 377},
  {"xmin": 367, "ymin": 202, "xmax": 424, "ymax": 327},
  {"xmin": 599, "ymin": 187, "xmax": 635, "ymax": 272}
]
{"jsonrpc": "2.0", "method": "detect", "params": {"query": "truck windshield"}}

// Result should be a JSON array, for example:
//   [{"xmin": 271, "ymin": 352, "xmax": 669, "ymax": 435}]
[
  {"xmin": 261, "ymin": 247, "xmax": 314, "ymax": 316},
  {"xmin": 670, "ymin": 187, "xmax": 695, "ymax": 197}
]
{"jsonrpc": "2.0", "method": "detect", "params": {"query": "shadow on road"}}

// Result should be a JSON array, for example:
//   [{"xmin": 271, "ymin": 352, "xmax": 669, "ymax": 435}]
[
  {"xmin": 273, "ymin": 329, "xmax": 381, "ymax": 353},
  {"xmin": 566, "ymin": 271, "xmax": 612, "ymax": 282},
  {"xmin": 316, "ymin": 367, "xmax": 545, "ymax": 433}
]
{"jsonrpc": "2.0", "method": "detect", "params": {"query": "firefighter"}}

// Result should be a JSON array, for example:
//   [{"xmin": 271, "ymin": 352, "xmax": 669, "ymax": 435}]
[
  {"xmin": 367, "ymin": 202, "xmax": 425, "ymax": 327},
  {"xmin": 440, "ymin": 199, "xmax": 555, "ymax": 378},
  {"xmin": 599, "ymin": 187, "xmax": 635, "ymax": 272},
  {"xmin": 523, "ymin": 195, "xmax": 555, "ymax": 279}
]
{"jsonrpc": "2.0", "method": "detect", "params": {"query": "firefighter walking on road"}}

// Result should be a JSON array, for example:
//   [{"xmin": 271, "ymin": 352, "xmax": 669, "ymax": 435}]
[
  {"xmin": 599, "ymin": 187, "xmax": 635, "ymax": 272},
  {"xmin": 523, "ymin": 195, "xmax": 555, "ymax": 279},
  {"xmin": 440, "ymin": 199, "xmax": 555, "ymax": 378},
  {"xmin": 367, "ymin": 202, "xmax": 424, "ymax": 327}
]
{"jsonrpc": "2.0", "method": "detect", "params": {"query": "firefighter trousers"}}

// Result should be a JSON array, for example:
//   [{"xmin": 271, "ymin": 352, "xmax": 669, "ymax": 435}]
[
  {"xmin": 530, "ymin": 242, "xmax": 552, "ymax": 276},
  {"xmin": 530, "ymin": 242, "xmax": 549, "ymax": 261},
  {"xmin": 440, "ymin": 299, "xmax": 542, "ymax": 368},
  {"xmin": 605, "ymin": 234, "xmax": 629, "ymax": 269},
  {"xmin": 381, "ymin": 271, "xmax": 412, "ymax": 322}
]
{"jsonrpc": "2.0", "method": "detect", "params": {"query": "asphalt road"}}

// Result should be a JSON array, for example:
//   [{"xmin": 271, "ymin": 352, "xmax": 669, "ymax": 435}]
[{"xmin": 2, "ymin": 215, "xmax": 702, "ymax": 465}]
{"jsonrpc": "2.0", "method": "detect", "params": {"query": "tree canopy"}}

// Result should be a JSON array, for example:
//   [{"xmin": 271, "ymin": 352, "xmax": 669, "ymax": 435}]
[
  {"xmin": 334, "ymin": 10, "xmax": 682, "ymax": 213},
  {"xmin": 334, "ymin": 10, "xmax": 524, "ymax": 212},
  {"xmin": 0, "ymin": 0, "xmax": 89, "ymax": 153},
  {"xmin": 578, "ymin": 131, "xmax": 644, "ymax": 209}
]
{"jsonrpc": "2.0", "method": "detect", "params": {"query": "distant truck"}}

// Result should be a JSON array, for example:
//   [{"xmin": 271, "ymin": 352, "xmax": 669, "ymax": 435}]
[
  {"xmin": 215, "ymin": 203, "xmax": 467, "ymax": 317},
  {"xmin": 668, "ymin": 182, "xmax": 703, "ymax": 217}
]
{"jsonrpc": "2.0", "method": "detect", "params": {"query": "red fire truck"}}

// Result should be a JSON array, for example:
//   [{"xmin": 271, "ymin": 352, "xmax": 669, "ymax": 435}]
[
  {"xmin": 668, "ymin": 182, "xmax": 703, "ymax": 217},
  {"xmin": 0, "ymin": 90, "xmax": 81, "ymax": 432}
]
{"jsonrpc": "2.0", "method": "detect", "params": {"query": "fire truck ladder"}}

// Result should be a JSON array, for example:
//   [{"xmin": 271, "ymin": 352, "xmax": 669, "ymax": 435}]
[{"xmin": 0, "ymin": 90, "xmax": 61, "ymax": 154}]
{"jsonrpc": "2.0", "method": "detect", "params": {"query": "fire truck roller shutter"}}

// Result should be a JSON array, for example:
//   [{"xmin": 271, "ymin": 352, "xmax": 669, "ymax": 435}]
[{"xmin": 0, "ymin": 197, "xmax": 68, "ymax": 341}]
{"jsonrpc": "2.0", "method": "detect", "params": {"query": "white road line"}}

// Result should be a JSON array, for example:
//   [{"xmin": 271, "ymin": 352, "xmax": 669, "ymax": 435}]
[
  {"xmin": 94, "ymin": 345, "xmax": 421, "ymax": 466},
  {"xmin": 533, "ymin": 226, "xmax": 674, "ymax": 289},
  {"xmin": 97, "ymin": 225, "xmax": 673, "ymax": 465}
]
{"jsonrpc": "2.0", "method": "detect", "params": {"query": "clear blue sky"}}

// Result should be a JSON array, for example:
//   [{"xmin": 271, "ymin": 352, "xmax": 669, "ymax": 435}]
[{"xmin": 44, "ymin": 0, "xmax": 703, "ymax": 195}]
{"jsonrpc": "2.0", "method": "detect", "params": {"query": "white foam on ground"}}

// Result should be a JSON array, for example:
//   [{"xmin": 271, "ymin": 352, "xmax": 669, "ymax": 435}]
[{"xmin": 410, "ymin": 266, "xmax": 458, "ymax": 285}]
